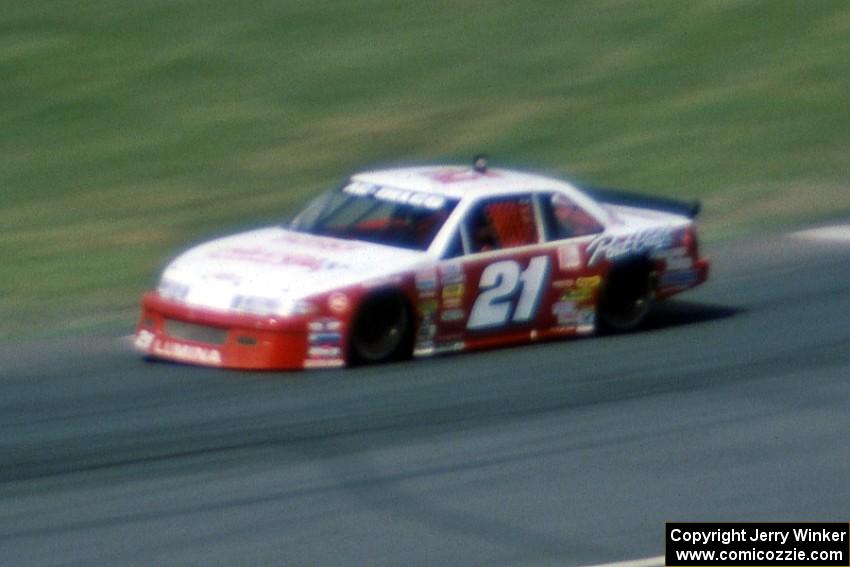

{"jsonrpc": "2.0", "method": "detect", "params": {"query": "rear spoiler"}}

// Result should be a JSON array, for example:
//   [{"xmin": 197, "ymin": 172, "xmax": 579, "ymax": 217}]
[{"xmin": 579, "ymin": 185, "xmax": 702, "ymax": 219}]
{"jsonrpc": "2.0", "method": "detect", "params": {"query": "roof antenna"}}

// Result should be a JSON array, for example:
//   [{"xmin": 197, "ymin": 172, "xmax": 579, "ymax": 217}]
[{"xmin": 472, "ymin": 154, "xmax": 488, "ymax": 173}]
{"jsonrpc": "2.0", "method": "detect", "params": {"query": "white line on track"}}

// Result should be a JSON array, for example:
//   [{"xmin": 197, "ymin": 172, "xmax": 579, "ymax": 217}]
[
  {"xmin": 579, "ymin": 555, "xmax": 664, "ymax": 567},
  {"xmin": 790, "ymin": 224, "xmax": 850, "ymax": 242}
]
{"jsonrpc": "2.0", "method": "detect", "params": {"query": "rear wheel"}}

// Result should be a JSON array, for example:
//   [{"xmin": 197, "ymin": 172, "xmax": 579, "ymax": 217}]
[
  {"xmin": 349, "ymin": 292, "xmax": 414, "ymax": 365},
  {"xmin": 597, "ymin": 258, "xmax": 654, "ymax": 333}
]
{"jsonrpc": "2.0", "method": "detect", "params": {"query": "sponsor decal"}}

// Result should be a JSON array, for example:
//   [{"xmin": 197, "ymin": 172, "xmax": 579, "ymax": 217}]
[
  {"xmin": 308, "ymin": 346, "xmax": 342, "ymax": 358},
  {"xmin": 552, "ymin": 300, "xmax": 577, "ymax": 315},
  {"xmin": 576, "ymin": 309, "xmax": 595, "ymax": 334},
  {"xmin": 660, "ymin": 269, "xmax": 699, "ymax": 287},
  {"xmin": 415, "ymin": 269, "xmax": 438, "ymax": 295},
  {"xmin": 308, "ymin": 332, "xmax": 342, "ymax": 346},
  {"xmin": 552, "ymin": 279, "xmax": 575, "ymax": 289},
  {"xmin": 153, "ymin": 339, "xmax": 222, "ymax": 366},
  {"xmin": 550, "ymin": 301, "xmax": 594, "ymax": 330},
  {"xmin": 439, "ymin": 263, "xmax": 465, "ymax": 285},
  {"xmin": 586, "ymin": 227, "xmax": 674, "ymax": 266},
  {"xmin": 557, "ymin": 244, "xmax": 583, "ymax": 270},
  {"xmin": 442, "ymin": 283, "xmax": 465, "ymax": 300},
  {"xmin": 417, "ymin": 321, "xmax": 437, "ymax": 340},
  {"xmin": 307, "ymin": 318, "xmax": 343, "ymax": 358},
  {"xmin": 418, "ymin": 299, "xmax": 439, "ymax": 317},
  {"xmin": 272, "ymin": 232, "xmax": 360, "ymax": 251},
  {"xmin": 551, "ymin": 300, "xmax": 578, "ymax": 326},
  {"xmin": 328, "ymin": 292, "xmax": 350, "ymax": 314},
  {"xmin": 653, "ymin": 246, "xmax": 693, "ymax": 271},
  {"xmin": 665, "ymin": 256, "xmax": 693, "ymax": 271},
  {"xmin": 417, "ymin": 289, "xmax": 436, "ymax": 300},
  {"xmin": 440, "ymin": 308, "xmax": 465, "ymax": 322},
  {"xmin": 576, "ymin": 275, "xmax": 601, "ymax": 288},
  {"xmin": 344, "ymin": 181, "xmax": 447, "ymax": 210},
  {"xmin": 210, "ymin": 246, "xmax": 347, "ymax": 271},
  {"xmin": 561, "ymin": 287, "xmax": 593, "ymax": 302},
  {"xmin": 441, "ymin": 297, "xmax": 463, "ymax": 309},
  {"xmin": 308, "ymin": 318, "xmax": 342, "ymax": 332}
]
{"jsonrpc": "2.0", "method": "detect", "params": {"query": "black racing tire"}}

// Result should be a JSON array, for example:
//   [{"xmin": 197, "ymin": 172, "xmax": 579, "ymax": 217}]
[
  {"xmin": 348, "ymin": 291, "xmax": 414, "ymax": 366},
  {"xmin": 597, "ymin": 257, "xmax": 654, "ymax": 334}
]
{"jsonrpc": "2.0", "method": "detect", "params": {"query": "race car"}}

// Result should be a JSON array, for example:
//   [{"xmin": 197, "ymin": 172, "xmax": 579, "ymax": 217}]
[{"xmin": 134, "ymin": 158, "xmax": 709, "ymax": 369}]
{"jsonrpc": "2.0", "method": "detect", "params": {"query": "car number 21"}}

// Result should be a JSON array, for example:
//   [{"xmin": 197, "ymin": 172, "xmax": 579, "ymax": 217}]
[{"xmin": 467, "ymin": 256, "xmax": 551, "ymax": 330}]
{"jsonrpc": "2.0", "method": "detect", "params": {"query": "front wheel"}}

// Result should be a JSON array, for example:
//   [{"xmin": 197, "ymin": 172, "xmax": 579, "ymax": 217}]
[
  {"xmin": 348, "ymin": 292, "xmax": 414, "ymax": 365},
  {"xmin": 597, "ymin": 258, "xmax": 654, "ymax": 334}
]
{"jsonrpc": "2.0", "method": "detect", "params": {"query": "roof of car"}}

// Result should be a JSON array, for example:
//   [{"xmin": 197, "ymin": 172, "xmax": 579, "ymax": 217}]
[{"xmin": 351, "ymin": 166, "xmax": 577, "ymax": 200}]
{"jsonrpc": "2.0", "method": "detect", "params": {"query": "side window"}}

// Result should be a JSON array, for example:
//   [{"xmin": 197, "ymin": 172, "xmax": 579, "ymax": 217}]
[
  {"xmin": 543, "ymin": 193, "xmax": 604, "ymax": 240},
  {"xmin": 466, "ymin": 195, "xmax": 539, "ymax": 253}
]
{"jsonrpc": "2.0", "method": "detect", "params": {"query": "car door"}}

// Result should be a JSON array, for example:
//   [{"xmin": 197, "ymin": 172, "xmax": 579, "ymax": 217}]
[
  {"xmin": 434, "ymin": 193, "xmax": 557, "ymax": 350},
  {"xmin": 431, "ymin": 190, "xmax": 609, "ymax": 351}
]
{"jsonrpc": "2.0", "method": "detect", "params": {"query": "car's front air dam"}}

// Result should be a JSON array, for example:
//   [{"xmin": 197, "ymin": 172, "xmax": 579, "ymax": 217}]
[{"xmin": 134, "ymin": 292, "xmax": 327, "ymax": 370}]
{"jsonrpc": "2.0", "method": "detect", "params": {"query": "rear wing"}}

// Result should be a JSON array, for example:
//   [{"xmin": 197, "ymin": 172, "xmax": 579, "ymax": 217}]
[{"xmin": 579, "ymin": 185, "xmax": 701, "ymax": 219}]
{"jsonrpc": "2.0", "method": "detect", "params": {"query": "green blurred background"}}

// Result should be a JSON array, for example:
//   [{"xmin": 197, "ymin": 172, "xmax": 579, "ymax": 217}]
[{"xmin": 2, "ymin": 0, "xmax": 848, "ymax": 340}]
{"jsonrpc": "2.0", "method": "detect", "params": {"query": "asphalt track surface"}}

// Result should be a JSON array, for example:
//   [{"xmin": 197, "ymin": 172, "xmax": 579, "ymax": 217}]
[{"xmin": 1, "ymin": 225, "xmax": 849, "ymax": 567}]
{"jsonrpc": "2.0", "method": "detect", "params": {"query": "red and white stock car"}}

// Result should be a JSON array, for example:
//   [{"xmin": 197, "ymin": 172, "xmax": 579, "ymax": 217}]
[{"xmin": 135, "ymin": 160, "xmax": 709, "ymax": 369}]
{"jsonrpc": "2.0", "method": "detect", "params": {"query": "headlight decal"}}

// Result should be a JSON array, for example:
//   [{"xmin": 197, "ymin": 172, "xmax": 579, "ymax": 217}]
[
  {"xmin": 230, "ymin": 295, "xmax": 280, "ymax": 315},
  {"xmin": 157, "ymin": 278, "xmax": 190, "ymax": 301}
]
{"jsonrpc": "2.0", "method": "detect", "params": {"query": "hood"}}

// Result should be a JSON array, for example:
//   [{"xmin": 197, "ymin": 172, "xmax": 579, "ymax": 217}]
[{"xmin": 157, "ymin": 227, "xmax": 428, "ymax": 314}]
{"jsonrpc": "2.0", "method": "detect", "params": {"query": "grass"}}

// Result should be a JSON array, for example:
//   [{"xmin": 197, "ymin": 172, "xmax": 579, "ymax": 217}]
[{"xmin": 1, "ymin": 0, "xmax": 849, "ymax": 340}]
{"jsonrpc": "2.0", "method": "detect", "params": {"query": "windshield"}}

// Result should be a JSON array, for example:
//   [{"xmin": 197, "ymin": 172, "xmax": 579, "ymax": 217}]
[{"xmin": 289, "ymin": 181, "xmax": 459, "ymax": 251}]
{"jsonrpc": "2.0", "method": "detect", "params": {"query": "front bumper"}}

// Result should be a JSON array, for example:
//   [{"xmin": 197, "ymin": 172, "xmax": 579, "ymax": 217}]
[{"xmin": 134, "ymin": 292, "xmax": 343, "ymax": 370}]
